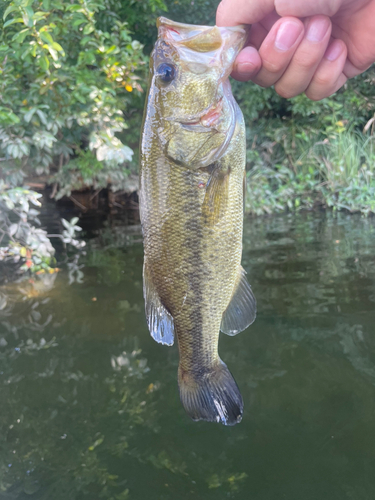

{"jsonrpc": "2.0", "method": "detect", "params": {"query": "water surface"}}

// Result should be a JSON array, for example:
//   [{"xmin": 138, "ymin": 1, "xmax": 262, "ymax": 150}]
[{"xmin": 1, "ymin": 212, "xmax": 375, "ymax": 500}]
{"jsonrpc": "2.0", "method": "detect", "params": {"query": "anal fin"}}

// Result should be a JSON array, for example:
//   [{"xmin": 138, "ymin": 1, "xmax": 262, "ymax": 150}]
[
  {"xmin": 143, "ymin": 262, "xmax": 174, "ymax": 346},
  {"xmin": 221, "ymin": 266, "xmax": 256, "ymax": 336}
]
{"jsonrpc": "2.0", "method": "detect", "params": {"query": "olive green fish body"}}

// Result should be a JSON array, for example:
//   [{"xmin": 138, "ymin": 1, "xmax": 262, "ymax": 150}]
[{"xmin": 140, "ymin": 18, "xmax": 256, "ymax": 425}]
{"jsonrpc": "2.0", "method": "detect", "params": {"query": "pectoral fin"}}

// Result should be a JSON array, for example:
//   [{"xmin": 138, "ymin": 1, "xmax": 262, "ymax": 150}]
[
  {"xmin": 143, "ymin": 263, "xmax": 175, "ymax": 346},
  {"xmin": 221, "ymin": 266, "xmax": 256, "ymax": 336},
  {"xmin": 202, "ymin": 167, "xmax": 230, "ymax": 225}
]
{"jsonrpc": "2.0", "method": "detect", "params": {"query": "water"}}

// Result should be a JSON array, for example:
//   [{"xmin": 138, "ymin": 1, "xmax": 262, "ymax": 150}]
[{"xmin": 1, "ymin": 211, "xmax": 375, "ymax": 500}]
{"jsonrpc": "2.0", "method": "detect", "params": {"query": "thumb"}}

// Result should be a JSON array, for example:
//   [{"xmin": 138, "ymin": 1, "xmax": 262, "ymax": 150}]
[
  {"xmin": 275, "ymin": 0, "xmax": 344, "ymax": 17},
  {"xmin": 216, "ymin": 0, "xmax": 275, "ymax": 26}
]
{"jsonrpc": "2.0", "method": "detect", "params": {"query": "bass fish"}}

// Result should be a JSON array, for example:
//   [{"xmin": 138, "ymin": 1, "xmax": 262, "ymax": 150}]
[{"xmin": 140, "ymin": 17, "xmax": 256, "ymax": 425}]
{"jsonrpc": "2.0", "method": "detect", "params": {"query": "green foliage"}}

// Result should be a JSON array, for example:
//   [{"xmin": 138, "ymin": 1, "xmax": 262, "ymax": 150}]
[
  {"xmin": 51, "ymin": 149, "xmax": 133, "ymax": 199},
  {"xmin": 98, "ymin": 0, "xmax": 167, "ymax": 50},
  {"xmin": 236, "ymin": 66, "xmax": 375, "ymax": 216},
  {"xmin": 0, "ymin": 164, "xmax": 85, "ymax": 278},
  {"xmin": 162, "ymin": 0, "xmax": 216, "ymax": 26},
  {"xmin": 0, "ymin": 176, "xmax": 55, "ymax": 273},
  {"xmin": 0, "ymin": 0, "xmax": 148, "ymax": 193},
  {"xmin": 1, "ymin": 0, "xmax": 375, "ymax": 216},
  {"xmin": 246, "ymin": 130, "xmax": 375, "ymax": 216}
]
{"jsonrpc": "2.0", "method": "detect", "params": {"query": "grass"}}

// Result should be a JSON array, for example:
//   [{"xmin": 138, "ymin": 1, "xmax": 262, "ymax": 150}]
[{"xmin": 245, "ymin": 131, "xmax": 375, "ymax": 216}]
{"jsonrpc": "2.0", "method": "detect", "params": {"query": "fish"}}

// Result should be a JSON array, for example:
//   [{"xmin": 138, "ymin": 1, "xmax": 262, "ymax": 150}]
[{"xmin": 139, "ymin": 17, "xmax": 256, "ymax": 426}]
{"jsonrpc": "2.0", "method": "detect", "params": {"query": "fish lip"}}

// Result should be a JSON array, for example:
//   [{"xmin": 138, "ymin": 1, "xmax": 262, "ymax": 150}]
[
  {"xmin": 178, "ymin": 123, "xmax": 212, "ymax": 133},
  {"xmin": 169, "ymin": 97, "xmax": 224, "ymax": 129},
  {"xmin": 157, "ymin": 16, "xmax": 248, "ymax": 36}
]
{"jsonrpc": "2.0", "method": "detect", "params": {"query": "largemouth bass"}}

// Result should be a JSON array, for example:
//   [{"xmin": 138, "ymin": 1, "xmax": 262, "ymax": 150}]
[{"xmin": 140, "ymin": 17, "xmax": 256, "ymax": 425}]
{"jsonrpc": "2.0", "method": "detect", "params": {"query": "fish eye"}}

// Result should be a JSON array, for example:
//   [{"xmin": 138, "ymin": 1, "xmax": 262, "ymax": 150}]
[{"xmin": 156, "ymin": 63, "xmax": 176, "ymax": 84}]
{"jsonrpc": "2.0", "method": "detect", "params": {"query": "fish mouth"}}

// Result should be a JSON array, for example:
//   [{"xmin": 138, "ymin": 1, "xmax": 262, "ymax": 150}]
[{"xmin": 173, "ymin": 98, "xmax": 224, "ymax": 131}]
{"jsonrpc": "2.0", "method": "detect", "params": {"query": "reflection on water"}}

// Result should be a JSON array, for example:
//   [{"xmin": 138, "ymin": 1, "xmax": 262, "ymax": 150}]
[{"xmin": 1, "ymin": 212, "xmax": 375, "ymax": 499}]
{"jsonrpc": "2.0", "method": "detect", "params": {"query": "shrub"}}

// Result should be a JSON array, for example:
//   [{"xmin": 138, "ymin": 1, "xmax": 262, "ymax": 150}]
[{"xmin": 0, "ymin": 0, "xmax": 149, "ymax": 194}]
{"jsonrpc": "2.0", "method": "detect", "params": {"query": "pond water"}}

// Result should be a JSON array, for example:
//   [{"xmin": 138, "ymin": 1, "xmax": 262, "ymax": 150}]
[{"xmin": 1, "ymin": 211, "xmax": 375, "ymax": 500}]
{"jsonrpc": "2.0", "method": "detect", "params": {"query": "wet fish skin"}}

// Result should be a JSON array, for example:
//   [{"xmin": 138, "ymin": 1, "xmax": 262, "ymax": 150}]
[{"xmin": 140, "ymin": 17, "xmax": 256, "ymax": 425}]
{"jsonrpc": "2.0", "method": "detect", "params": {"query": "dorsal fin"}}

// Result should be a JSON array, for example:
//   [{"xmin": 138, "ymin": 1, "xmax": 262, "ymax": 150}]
[{"xmin": 221, "ymin": 266, "xmax": 256, "ymax": 336}]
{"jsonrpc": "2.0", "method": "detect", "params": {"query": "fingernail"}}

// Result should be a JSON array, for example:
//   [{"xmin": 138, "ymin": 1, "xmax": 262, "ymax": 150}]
[
  {"xmin": 237, "ymin": 61, "xmax": 256, "ymax": 72},
  {"xmin": 306, "ymin": 17, "xmax": 330, "ymax": 42},
  {"xmin": 325, "ymin": 40, "xmax": 343, "ymax": 61},
  {"xmin": 275, "ymin": 21, "xmax": 302, "ymax": 51},
  {"xmin": 237, "ymin": 47, "xmax": 259, "ymax": 71}
]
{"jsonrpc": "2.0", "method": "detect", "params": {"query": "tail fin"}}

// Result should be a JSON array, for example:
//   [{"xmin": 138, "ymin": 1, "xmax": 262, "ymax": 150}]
[{"xmin": 178, "ymin": 360, "xmax": 243, "ymax": 426}]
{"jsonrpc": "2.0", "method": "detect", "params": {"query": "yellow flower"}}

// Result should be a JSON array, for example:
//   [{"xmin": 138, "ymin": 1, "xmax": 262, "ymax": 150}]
[
  {"xmin": 22, "ymin": 99, "xmax": 28, "ymax": 105},
  {"xmin": 125, "ymin": 84, "xmax": 133, "ymax": 92}
]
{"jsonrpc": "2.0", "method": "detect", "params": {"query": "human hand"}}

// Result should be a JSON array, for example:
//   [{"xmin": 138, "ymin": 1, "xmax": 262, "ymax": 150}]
[{"xmin": 216, "ymin": 0, "xmax": 375, "ymax": 100}]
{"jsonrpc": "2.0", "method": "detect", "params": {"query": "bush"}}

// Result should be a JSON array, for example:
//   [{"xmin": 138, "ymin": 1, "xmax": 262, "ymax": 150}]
[
  {"xmin": 0, "ymin": 163, "xmax": 85, "ymax": 279},
  {"xmin": 1, "ymin": 0, "xmax": 375, "ymax": 216},
  {"xmin": 0, "ymin": 0, "xmax": 151, "ymax": 194}
]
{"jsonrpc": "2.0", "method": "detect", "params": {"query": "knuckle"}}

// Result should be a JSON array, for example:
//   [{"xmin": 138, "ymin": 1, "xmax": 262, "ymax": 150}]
[
  {"xmin": 275, "ymin": 84, "xmax": 298, "ymax": 99},
  {"xmin": 305, "ymin": 83, "xmax": 330, "ymax": 101},
  {"xmin": 326, "ymin": 0, "xmax": 341, "ymax": 17},
  {"xmin": 311, "ymin": 72, "xmax": 332, "ymax": 89},
  {"xmin": 305, "ymin": 89, "xmax": 323, "ymax": 101},
  {"xmin": 293, "ymin": 51, "xmax": 321, "ymax": 71},
  {"xmin": 352, "ymin": 51, "xmax": 371, "ymax": 72},
  {"xmin": 252, "ymin": 77, "xmax": 271, "ymax": 88},
  {"xmin": 262, "ymin": 58, "xmax": 284, "ymax": 75}
]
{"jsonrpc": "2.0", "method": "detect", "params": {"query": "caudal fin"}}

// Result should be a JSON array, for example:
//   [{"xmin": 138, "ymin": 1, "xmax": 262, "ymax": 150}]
[{"xmin": 178, "ymin": 360, "xmax": 243, "ymax": 426}]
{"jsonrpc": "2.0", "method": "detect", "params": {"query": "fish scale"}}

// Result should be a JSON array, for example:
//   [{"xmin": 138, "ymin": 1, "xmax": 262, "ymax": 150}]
[{"xmin": 140, "ymin": 17, "xmax": 257, "ymax": 425}]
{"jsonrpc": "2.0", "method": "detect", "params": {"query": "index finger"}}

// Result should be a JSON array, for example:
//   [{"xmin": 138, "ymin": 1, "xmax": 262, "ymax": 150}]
[{"xmin": 216, "ymin": 0, "xmax": 275, "ymax": 26}]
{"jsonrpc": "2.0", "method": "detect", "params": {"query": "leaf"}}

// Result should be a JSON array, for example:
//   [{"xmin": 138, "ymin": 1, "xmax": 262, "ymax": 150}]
[
  {"xmin": 105, "ymin": 45, "xmax": 116, "ymax": 54},
  {"xmin": 46, "ymin": 45, "xmax": 58, "ymax": 61},
  {"xmin": 32, "ymin": 11, "xmax": 47, "ymax": 21},
  {"xmin": 6, "ymin": 111, "xmax": 20, "ymax": 124},
  {"xmin": 66, "ymin": 4, "xmax": 85, "ymax": 12},
  {"xmin": 61, "ymin": 218, "xmax": 70, "ymax": 230},
  {"xmin": 51, "ymin": 42, "xmax": 64, "ymax": 53},
  {"xmin": 72, "ymin": 18, "xmax": 86, "ymax": 27},
  {"xmin": 21, "ymin": 45, "xmax": 33, "ymax": 60},
  {"xmin": 12, "ymin": 145, "xmax": 20, "ymax": 158},
  {"xmin": 3, "ymin": 5, "xmax": 18, "ymax": 20},
  {"xmin": 9, "ymin": 224, "xmax": 18, "ymax": 236},
  {"xmin": 3, "ymin": 17, "xmax": 24, "ymax": 28},
  {"xmin": 19, "ymin": 142, "xmax": 30, "ymax": 155},
  {"xmin": 5, "ymin": 199, "xmax": 15, "ymax": 210},
  {"xmin": 36, "ymin": 109, "xmax": 47, "ymax": 125},
  {"xmin": 24, "ymin": 6, "xmax": 34, "ymax": 18},
  {"xmin": 40, "ymin": 31, "xmax": 54, "ymax": 45},
  {"xmin": 83, "ymin": 24, "xmax": 94, "ymax": 35},
  {"xmin": 22, "ymin": 6, "xmax": 34, "ymax": 27},
  {"xmin": 39, "ymin": 55, "xmax": 49, "ymax": 71},
  {"xmin": 12, "ymin": 28, "xmax": 30, "ymax": 44},
  {"xmin": 24, "ymin": 108, "xmax": 36, "ymax": 123}
]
